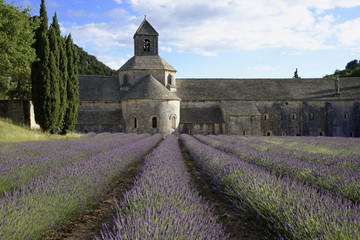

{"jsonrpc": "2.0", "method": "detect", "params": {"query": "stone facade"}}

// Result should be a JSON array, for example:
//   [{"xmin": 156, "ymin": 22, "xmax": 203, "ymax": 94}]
[
  {"xmin": 75, "ymin": 19, "xmax": 360, "ymax": 137},
  {"xmin": 0, "ymin": 100, "xmax": 39, "ymax": 129}
]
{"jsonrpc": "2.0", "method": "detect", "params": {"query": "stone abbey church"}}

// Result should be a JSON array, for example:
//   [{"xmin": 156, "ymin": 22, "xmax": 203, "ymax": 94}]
[{"xmin": 76, "ymin": 19, "xmax": 360, "ymax": 137}]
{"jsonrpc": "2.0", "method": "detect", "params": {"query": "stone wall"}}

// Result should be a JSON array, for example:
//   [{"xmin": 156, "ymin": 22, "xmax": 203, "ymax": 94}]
[
  {"xmin": 76, "ymin": 101, "xmax": 123, "ymax": 133},
  {"xmin": 0, "ymin": 100, "xmax": 39, "ymax": 129},
  {"xmin": 122, "ymin": 99, "xmax": 180, "ymax": 136}
]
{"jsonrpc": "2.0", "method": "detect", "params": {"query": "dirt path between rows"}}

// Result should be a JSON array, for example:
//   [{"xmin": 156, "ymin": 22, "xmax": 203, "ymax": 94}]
[
  {"xmin": 45, "ymin": 139, "xmax": 277, "ymax": 240},
  {"xmin": 180, "ymin": 141, "xmax": 277, "ymax": 240},
  {"xmin": 44, "ymin": 160, "xmax": 143, "ymax": 240}
]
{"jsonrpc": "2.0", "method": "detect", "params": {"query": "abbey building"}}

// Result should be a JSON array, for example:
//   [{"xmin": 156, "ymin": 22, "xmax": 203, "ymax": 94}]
[{"xmin": 76, "ymin": 19, "xmax": 360, "ymax": 137}]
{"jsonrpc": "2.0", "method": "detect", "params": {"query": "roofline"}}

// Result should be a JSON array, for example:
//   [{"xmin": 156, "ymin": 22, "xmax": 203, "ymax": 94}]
[{"xmin": 133, "ymin": 18, "xmax": 159, "ymax": 39}]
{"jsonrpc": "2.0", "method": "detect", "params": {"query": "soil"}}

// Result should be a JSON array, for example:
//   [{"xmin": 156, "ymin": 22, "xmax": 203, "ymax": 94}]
[
  {"xmin": 44, "ymin": 141, "xmax": 278, "ymax": 240},
  {"xmin": 180, "ymin": 142, "xmax": 277, "ymax": 240},
  {"xmin": 44, "ymin": 161, "xmax": 143, "ymax": 240}
]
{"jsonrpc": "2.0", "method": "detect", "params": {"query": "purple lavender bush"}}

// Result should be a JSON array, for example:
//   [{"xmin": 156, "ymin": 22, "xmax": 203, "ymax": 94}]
[
  {"xmin": 181, "ymin": 134, "xmax": 360, "ymax": 240},
  {"xmin": 96, "ymin": 134, "xmax": 228, "ymax": 240},
  {"xmin": 210, "ymin": 135, "xmax": 360, "ymax": 172},
  {"xmin": 0, "ymin": 134, "xmax": 161, "ymax": 240},
  {"xmin": 195, "ymin": 134, "xmax": 360, "ymax": 203},
  {"xmin": 0, "ymin": 133, "xmax": 149, "ymax": 195}
]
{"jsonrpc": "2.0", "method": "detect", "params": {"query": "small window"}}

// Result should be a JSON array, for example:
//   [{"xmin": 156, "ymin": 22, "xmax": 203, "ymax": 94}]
[
  {"xmin": 308, "ymin": 112, "xmax": 314, "ymax": 120},
  {"xmin": 143, "ymin": 39, "xmax": 150, "ymax": 52},
  {"xmin": 319, "ymin": 131, "xmax": 324, "ymax": 136},
  {"xmin": 266, "ymin": 131, "xmax": 271, "ymax": 136},
  {"xmin": 264, "ymin": 113, "xmax": 269, "ymax": 120},
  {"xmin": 243, "ymin": 130, "xmax": 246, "ymax": 135},
  {"xmin": 292, "ymin": 112, "xmax": 297, "ymax": 120},
  {"xmin": 168, "ymin": 74, "xmax": 173, "ymax": 85},
  {"xmin": 344, "ymin": 112, "xmax": 349, "ymax": 120},
  {"xmin": 123, "ymin": 74, "xmax": 128, "ymax": 85},
  {"xmin": 152, "ymin": 116, "xmax": 158, "ymax": 129},
  {"xmin": 132, "ymin": 116, "xmax": 137, "ymax": 129},
  {"xmin": 171, "ymin": 115, "xmax": 176, "ymax": 129}
]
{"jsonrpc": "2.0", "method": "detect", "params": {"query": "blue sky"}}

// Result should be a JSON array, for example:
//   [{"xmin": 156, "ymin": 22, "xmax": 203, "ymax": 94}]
[{"xmin": 7, "ymin": 0, "xmax": 360, "ymax": 78}]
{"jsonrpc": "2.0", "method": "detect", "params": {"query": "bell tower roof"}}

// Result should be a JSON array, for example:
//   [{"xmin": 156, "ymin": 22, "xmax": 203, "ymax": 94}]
[
  {"xmin": 133, "ymin": 18, "xmax": 159, "ymax": 38},
  {"xmin": 133, "ymin": 18, "xmax": 159, "ymax": 56}
]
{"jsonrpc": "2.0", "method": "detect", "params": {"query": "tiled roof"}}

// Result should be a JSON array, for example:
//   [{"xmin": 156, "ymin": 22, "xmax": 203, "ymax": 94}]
[
  {"xmin": 176, "ymin": 78, "xmax": 360, "ymax": 101},
  {"xmin": 122, "ymin": 74, "xmax": 180, "ymax": 100},
  {"xmin": 118, "ymin": 56, "xmax": 176, "ymax": 71},
  {"xmin": 78, "ymin": 75, "xmax": 124, "ymax": 101},
  {"xmin": 221, "ymin": 101, "xmax": 261, "ymax": 116}
]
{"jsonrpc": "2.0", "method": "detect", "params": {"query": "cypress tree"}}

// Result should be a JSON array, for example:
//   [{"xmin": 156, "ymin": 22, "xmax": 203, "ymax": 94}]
[
  {"xmin": 31, "ymin": 0, "xmax": 50, "ymax": 130},
  {"xmin": 59, "ymin": 35, "xmax": 68, "ymax": 132},
  {"xmin": 47, "ymin": 13, "xmax": 61, "ymax": 132},
  {"xmin": 63, "ymin": 34, "xmax": 79, "ymax": 133}
]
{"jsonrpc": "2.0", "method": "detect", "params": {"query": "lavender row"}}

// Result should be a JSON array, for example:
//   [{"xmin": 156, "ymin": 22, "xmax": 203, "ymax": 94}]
[
  {"xmin": 232, "ymin": 135, "xmax": 360, "ymax": 156},
  {"xmin": 0, "ymin": 133, "xmax": 149, "ymax": 195},
  {"xmin": 181, "ymin": 134, "xmax": 360, "ymax": 239},
  {"xmin": 196, "ymin": 134, "xmax": 360, "ymax": 203},
  {"xmin": 0, "ymin": 134, "xmax": 162, "ymax": 240},
  {"xmin": 0, "ymin": 132, "xmax": 125, "ymax": 162},
  {"xmin": 96, "ymin": 134, "xmax": 228, "ymax": 240},
  {"xmin": 211, "ymin": 135, "xmax": 360, "ymax": 172}
]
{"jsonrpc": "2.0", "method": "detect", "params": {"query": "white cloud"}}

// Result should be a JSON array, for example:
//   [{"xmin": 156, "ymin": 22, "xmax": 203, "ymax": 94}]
[
  {"xmin": 159, "ymin": 46, "xmax": 172, "ymax": 52},
  {"xmin": 125, "ymin": 0, "xmax": 360, "ymax": 55},
  {"xmin": 334, "ymin": 18, "xmax": 360, "ymax": 49},
  {"xmin": 62, "ymin": 0, "xmax": 360, "ymax": 66}
]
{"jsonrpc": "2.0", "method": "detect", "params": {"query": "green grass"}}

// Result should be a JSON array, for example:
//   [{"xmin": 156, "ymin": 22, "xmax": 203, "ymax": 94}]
[{"xmin": 0, "ymin": 118, "xmax": 81, "ymax": 142}]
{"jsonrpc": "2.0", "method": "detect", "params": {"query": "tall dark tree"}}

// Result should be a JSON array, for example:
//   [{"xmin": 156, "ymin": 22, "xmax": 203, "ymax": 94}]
[
  {"xmin": 62, "ymin": 34, "xmax": 79, "ymax": 133},
  {"xmin": 47, "ymin": 12, "xmax": 62, "ymax": 132},
  {"xmin": 293, "ymin": 68, "xmax": 300, "ymax": 78},
  {"xmin": 58, "ymin": 35, "xmax": 69, "ymax": 131},
  {"xmin": 31, "ymin": 0, "xmax": 51, "ymax": 130}
]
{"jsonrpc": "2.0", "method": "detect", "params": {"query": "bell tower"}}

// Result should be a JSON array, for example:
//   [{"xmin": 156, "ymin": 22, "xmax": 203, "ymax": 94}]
[{"xmin": 134, "ymin": 17, "xmax": 159, "ymax": 56}]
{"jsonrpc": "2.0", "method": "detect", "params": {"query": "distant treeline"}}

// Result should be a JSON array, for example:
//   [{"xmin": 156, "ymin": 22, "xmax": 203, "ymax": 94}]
[
  {"xmin": 76, "ymin": 45, "xmax": 117, "ymax": 76},
  {"xmin": 324, "ymin": 59, "xmax": 360, "ymax": 78}
]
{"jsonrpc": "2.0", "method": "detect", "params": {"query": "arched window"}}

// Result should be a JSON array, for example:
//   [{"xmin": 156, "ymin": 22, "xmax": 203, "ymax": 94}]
[
  {"xmin": 152, "ymin": 116, "xmax": 158, "ymax": 128},
  {"xmin": 132, "ymin": 116, "xmax": 137, "ymax": 129},
  {"xmin": 263, "ymin": 113, "xmax": 269, "ymax": 120},
  {"xmin": 308, "ymin": 112, "xmax": 314, "ymax": 120},
  {"xmin": 123, "ymin": 74, "xmax": 128, "ymax": 86},
  {"xmin": 171, "ymin": 115, "xmax": 176, "ymax": 129},
  {"xmin": 344, "ymin": 112, "xmax": 349, "ymax": 120},
  {"xmin": 168, "ymin": 74, "xmax": 174, "ymax": 85},
  {"xmin": 282, "ymin": 131, "xmax": 287, "ymax": 136},
  {"xmin": 292, "ymin": 112, "xmax": 297, "ymax": 120},
  {"xmin": 243, "ymin": 130, "xmax": 246, "ymax": 136},
  {"xmin": 319, "ymin": 131, "xmax": 324, "ymax": 136},
  {"xmin": 143, "ymin": 39, "xmax": 150, "ymax": 52},
  {"xmin": 266, "ymin": 131, "xmax": 271, "ymax": 136}
]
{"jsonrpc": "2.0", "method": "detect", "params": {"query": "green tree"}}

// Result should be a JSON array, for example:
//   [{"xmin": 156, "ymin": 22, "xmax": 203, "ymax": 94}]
[
  {"xmin": 62, "ymin": 34, "xmax": 79, "ymax": 133},
  {"xmin": 293, "ymin": 68, "xmax": 300, "ymax": 78},
  {"xmin": 47, "ymin": 12, "xmax": 61, "ymax": 132},
  {"xmin": 58, "ymin": 35, "xmax": 69, "ymax": 131},
  {"xmin": 31, "ymin": 0, "xmax": 52, "ymax": 131},
  {"xmin": 345, "ymin": 59, "xmax": 358, "ymax": 71},
  {"xmin": 0, "ymin": 0, "xmax": 37, "ymax": 99}
]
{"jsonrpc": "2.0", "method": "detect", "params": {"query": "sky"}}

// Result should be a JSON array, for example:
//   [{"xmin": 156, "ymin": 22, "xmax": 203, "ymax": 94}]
[{"xmin": 7, "ymin": 0, "xmax": 360, "ymax": 78}]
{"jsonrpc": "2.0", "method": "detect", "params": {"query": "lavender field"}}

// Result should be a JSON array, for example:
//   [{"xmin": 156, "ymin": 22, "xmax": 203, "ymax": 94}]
[{"xmin": 0, "ymin": 133, "xmax": 359, "ymax": 239}]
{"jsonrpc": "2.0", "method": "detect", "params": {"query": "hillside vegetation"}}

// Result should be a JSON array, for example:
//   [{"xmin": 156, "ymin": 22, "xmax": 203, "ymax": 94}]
[
  {"xmin": 324, "ymin": 59, "xmax": 360, "ymax": 78},
  {"xmin": 76, "ymin": 45, "xmax": 117, "ymax": 76},
  {"xmin": 0, "ymin": 118, "xmax": 80, "ymax": 142}
]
